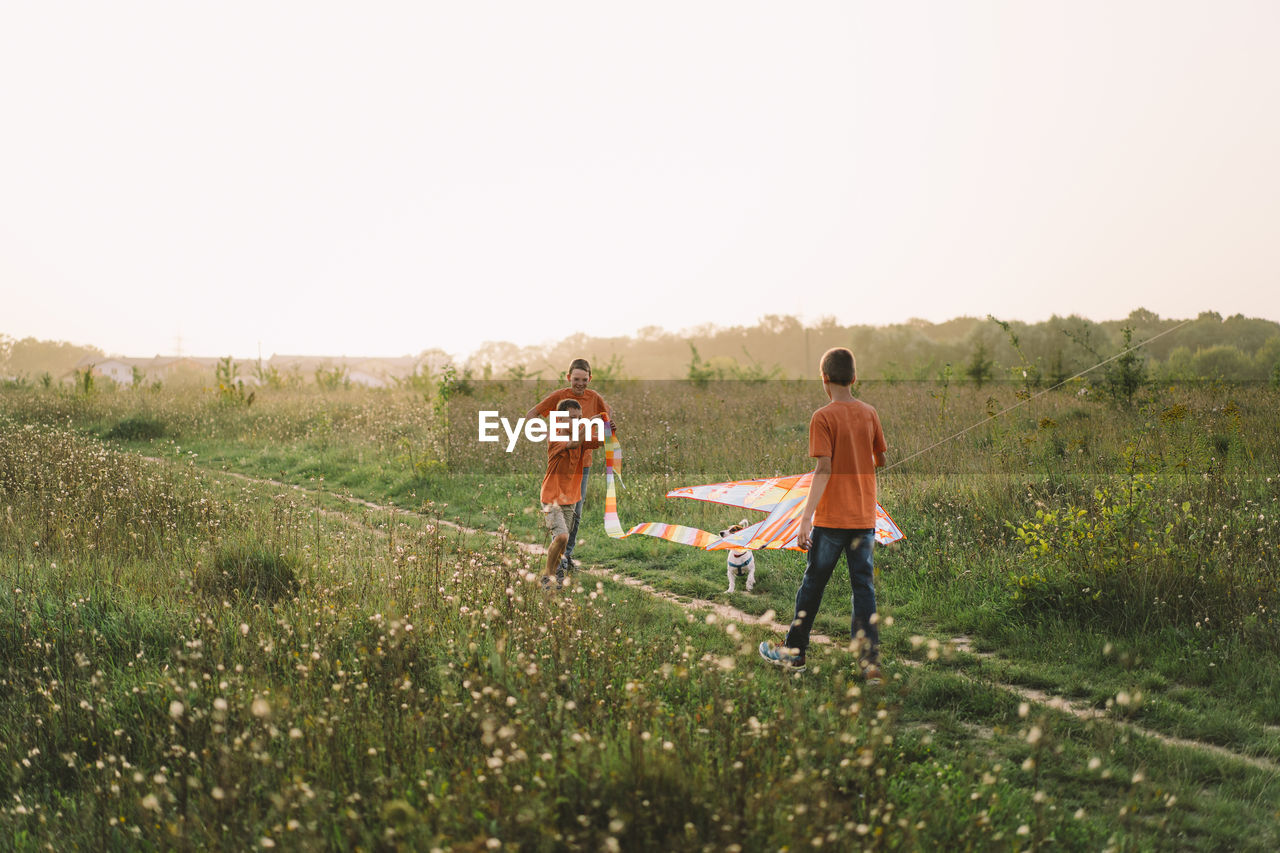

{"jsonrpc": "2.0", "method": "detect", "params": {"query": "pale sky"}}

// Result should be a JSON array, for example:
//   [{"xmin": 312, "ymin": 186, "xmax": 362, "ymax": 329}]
[{"xmin": 2, "ymin": 1, "xmax": 1278, "ymax": 359}]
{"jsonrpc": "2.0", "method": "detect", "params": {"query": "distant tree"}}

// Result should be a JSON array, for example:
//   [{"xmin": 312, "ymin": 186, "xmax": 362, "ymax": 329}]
[
  {"xmin": 989, "ymin": 315, "xmax": 1041, "ymax": 392},
  {"xmin": 314, "ymin": 365, "xmax": 350, "ymax": 391},
  {"xmin": 1046, "ymin": 350, "xmax": 1071, "ymax": 386},
  {"xmin": 217, "ymin": 356, "xmax": 251, "ymax": 404},
  {"xmin": 1254, "ymin": 336, "xmax": 1280, "ymax": 382},
  {"xmin": 591, "ymin": 354, "xmax": 626, "ymax": 383},
  {"xmin": 964, "ymin": 341, "xmax": 994, "ymax": 388},
  {"xmin": 686, "ymin": 343, "xmax": 715, "ymax": 388},
  {"xmin": 253, "ymin": 359, "xmax": 288, "ymax": 389},
  {"xmin": 1101, "ymin": 327, "xmax": 1148, "ymax": 406},
  {"xmin": 1159, "ymin": 346, "xmax": 1196, "ymax": 381},
  {"xmin": 506, "ymin": 364, "xmax": 542, "ymax": 381},
  {"xmin": 2, "ymin": 336, "xmax": 102, "ymax": 378},
  {"xmin": 1191, "ymin": 345, "xmax": 1254, "ymax": 380},
  {"xmin": 1220, "ymin": 314, "xmax": 1280, "ymax": 357}
]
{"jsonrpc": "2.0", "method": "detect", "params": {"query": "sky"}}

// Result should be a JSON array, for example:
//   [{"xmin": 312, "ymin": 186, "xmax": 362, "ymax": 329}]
[{"xmin": 2, "ymin": 1, "xmax": 1278, "ymax": 360}]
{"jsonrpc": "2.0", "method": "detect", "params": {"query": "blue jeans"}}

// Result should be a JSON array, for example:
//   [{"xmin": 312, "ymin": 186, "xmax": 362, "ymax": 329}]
[
  {"xmin": 784, "ymin": 527, "xmax": 878, "ymax": 660},
  {"xmin": 562, "ymin": 465, "xmax": 590, "ymax": 563}
]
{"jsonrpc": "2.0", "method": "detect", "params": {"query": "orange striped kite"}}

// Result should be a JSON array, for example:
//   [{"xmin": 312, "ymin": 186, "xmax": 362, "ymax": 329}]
[{"xmin": 602, "ymin": 422, "xmax": 903, "ymax": 551}]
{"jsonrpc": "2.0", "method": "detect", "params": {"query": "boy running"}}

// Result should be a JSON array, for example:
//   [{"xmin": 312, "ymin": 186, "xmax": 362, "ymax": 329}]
[
  {"xmin": 759, "ymin": 347, "xmax": 888, "ymax": 678},
  {"xmin": 526, "ymin": 358, "xmax": 613, "ymax": 573},
  {"xmin": 539, "ymin": 399, "xmax": 603, "ymax": 589}
]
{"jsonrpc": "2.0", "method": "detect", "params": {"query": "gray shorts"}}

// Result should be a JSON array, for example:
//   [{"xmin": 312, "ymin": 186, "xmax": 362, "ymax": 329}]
[{"xmin": 542, "ymin": 504, "xmax": 574, "ymax": 538}]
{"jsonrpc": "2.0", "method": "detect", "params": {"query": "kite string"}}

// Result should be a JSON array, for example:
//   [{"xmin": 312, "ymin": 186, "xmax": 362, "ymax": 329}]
[{"xmin": 882, "ymin": 318, "xmax": 1192, "ymax": 473}]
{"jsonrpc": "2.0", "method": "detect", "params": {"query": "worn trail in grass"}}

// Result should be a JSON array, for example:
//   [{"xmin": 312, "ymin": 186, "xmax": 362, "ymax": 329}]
[{"xmin": 142, "ymin": 450, "xmax": 1280, "ymax": 779}]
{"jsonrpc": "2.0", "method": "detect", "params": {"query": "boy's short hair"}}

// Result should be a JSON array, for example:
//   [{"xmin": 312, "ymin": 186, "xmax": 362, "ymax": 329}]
[
  {"xmin": 820, "ymin": 347, "xmax": 857, "ymax": 386},
  {"xmin": 556, "ymin": 398, "xmax": 582, "ymax": 412},
  {"xmin": 568, "ymin": 358, "xmax": 591, "ymax": 376}
]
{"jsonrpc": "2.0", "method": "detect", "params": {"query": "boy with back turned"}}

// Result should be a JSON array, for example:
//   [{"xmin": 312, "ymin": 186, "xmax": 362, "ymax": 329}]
[{"xmin": 759, "ymin": 347, "xmax": 888, "ymax": 679}]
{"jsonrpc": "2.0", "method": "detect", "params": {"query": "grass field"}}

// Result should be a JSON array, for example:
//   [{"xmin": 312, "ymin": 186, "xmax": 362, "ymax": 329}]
[{"xmin": 2, "ymin": 378, "xmax": 1278, "ymax": 850}]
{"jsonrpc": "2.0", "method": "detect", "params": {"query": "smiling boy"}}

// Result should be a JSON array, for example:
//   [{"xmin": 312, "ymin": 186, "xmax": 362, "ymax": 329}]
[
  {"xmin": 539, "ymin": 398, "xmax": 603, "ymax": 588},
  {"xmin": 526, "ymin": 358, "xmax": 613, "ymax": 572}
]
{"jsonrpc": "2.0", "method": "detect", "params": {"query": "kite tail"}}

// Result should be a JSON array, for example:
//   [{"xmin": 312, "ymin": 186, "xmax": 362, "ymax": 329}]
[{"xmin": 602, "ymin": 421, "xmax": 721, "ymax": 549}]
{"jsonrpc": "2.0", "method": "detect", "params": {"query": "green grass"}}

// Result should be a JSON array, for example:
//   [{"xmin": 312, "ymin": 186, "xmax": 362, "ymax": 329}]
[{"xmin": 2, "ymin": 380, "xmax": 1280, "ymax": 849}]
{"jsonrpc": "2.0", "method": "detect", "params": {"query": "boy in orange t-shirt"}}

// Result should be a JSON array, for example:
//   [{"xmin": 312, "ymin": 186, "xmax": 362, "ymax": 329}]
[
  {"xmin": 526, "ymin": 358, "xmax": 613, "ymax": 573},
  {"xmin": 759, "ymin": 347, "xmax": 888, "ymax": 677},
  {"xmin": 539, "ymin": 399, "xmax": 603, "ymax": 588}
]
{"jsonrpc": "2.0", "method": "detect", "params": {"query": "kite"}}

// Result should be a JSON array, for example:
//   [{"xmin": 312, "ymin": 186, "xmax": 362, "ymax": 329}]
[{"xmin": 601, "ymin": 422, "xmax": 904, "ymax": 551}]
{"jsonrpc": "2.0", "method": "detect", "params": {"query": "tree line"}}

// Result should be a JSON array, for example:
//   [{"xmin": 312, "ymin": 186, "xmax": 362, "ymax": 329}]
[
  {"xmin": 463, "ymin": 309, "xmax": 1280, "ymax": 384},
  {"xmin": 5, "ymin": 309, "xmax": 1279, "ymax": 387}
]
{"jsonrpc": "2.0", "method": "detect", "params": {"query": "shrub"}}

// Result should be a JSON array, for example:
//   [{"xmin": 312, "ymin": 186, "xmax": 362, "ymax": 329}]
[
  {"xmin": 104, "ymin": 415, "xmax": 166, "ymax": 441},
  {"xmin": 201, "ymin": 545, "xmax": 300, "ymax": 604}
]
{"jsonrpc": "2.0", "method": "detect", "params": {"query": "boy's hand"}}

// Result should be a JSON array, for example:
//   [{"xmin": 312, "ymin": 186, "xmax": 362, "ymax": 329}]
[{"xmin": 797, "ymin": 516, "xmax": 814, "ymax": 551}]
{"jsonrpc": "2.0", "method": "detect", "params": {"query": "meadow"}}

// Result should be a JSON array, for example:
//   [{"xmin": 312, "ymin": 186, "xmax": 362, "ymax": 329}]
[{"xmin": 1, "ymin": 376, "xmax": 1278, "ymax": 850}]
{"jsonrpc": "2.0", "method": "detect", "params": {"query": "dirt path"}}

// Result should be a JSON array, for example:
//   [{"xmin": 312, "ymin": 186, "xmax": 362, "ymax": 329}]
[{"xmin": 147, "ymin": 455, "xmax": 1280, "ymax": 775}]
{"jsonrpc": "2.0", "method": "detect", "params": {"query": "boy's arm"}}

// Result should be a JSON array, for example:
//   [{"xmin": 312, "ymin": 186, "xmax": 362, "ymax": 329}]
[
  {"xmin": 524, "ymin": 392, "xmax": 558, "ymax": 421},
  {"xmin": 547, "ymin": 438, "xmax": 574, "ymax": 458},
  {"xmin": 873, "ymin": 412, "xmax": 887, "ymax": 468},
  {"xmin": 797, "ymin": 456, "xmax": 832, "ymax": 551}
]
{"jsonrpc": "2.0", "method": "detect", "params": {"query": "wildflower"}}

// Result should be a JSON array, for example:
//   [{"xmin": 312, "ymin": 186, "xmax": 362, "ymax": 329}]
[{"xmin": 168, "ymin": 701, "xmax": 185, "ymax": 720}]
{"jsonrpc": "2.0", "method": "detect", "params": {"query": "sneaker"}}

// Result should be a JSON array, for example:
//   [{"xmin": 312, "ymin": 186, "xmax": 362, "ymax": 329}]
[
  {"xmin": 560, "ymin": 557, "xmax": 579, "ymax": 572},
  {"xmin": 540, "ymin": 575, "xmax": 554, "ymax": 591},
  {"xmin": 861, "ymin": 662, "xmax": 882, "ymax": 684},
  {"xmin": 758, "ymin": 641, "xmax": 806, "ymax": 672},
  {"xmin": 555, "ymin": 565, "xmax": 566, "ymax": 588}
]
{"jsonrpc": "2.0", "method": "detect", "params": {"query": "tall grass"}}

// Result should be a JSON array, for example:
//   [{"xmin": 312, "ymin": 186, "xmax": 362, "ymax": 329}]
[
  {"xmin": 0, "ymin": 421, "xmax": 1127, "ymax": 850},
  {"xmin": 2, "ymin": 381, "xmax": 1279, "ymax": 848}
]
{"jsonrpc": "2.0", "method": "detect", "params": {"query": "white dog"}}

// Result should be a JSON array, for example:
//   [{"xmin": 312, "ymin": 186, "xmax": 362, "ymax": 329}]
[{"xmin": 720, "ymin": 520, "xmax": 757, "ymax": 593}]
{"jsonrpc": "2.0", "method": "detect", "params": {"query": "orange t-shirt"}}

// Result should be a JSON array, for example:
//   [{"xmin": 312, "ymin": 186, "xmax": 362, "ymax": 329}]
[
  {"xmin": 808, "ymin": 400, "xmax": 887, "ymax": 529},
  {"xmin": 541, "ymin": 436, "xmax": 603, "ymax": 505},
  {"xmin": 532, "ymin": 388, "xmax": 612, "ymax": 466}
]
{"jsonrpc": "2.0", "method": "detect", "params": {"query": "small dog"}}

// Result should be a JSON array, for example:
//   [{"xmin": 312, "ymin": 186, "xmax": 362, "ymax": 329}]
[{"xmin": 720, "ymin": 520, "xmax": 757, "ymax": 593}]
